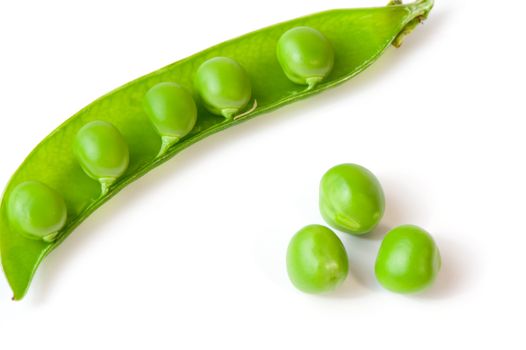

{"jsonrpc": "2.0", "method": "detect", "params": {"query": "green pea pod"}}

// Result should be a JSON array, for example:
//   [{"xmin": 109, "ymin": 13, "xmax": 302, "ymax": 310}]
[{"xmin": 0, "ymin": 0, "xmax": 433, "ymax": 300}]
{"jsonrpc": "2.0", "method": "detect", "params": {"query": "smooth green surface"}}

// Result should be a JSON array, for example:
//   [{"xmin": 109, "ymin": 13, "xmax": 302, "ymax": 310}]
[
  {"xmin": 287, "ymin": 224, "xmax": 348, "ymax": 294},
  {"xmin": 0, "ymin": 0, "xmax": 433, "ymax": 300},
  {"xmin": 6, "ymin": 181, "xmax": 67, "ymax": 242},
  {"xmin": 74, "ymin": 121, "xmax": 130, "ymax": 195},
  {"xmin": 277, "ymin": 26, "xmax": 334, "ymax": 88},
  {"xmin": 375, "ymin": 225, "xmax": 441, "ymax": 293},
  {"xmin": 143, "ymin": 82, "xmax": 197, "ymax": 156},
  {"xmin": 194, "ymin": 57, "xmax": 252, "ymax": 119},
  {"xmin": 320, "ymin": 163, "xmax": 385, "ymax": 235}
]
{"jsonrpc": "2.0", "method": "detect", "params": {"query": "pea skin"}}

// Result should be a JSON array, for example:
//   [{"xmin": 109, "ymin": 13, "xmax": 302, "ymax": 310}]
[
  {"xmin": 194, "ymin": 57, "xmax": 252, "ymax": 120},
  {"xmin": 74, "ymin": 120, "xmax": 130, "ymax": 195},
  {"xmin": 277, "ymin": 26, "xmax": 335, "ymax": 89},
  {"xmin": 6, "ymin": 181, "xmax": 67, "ymax": 242},
  {"xmin": 287, "ymin": 224, "xmax": 348, "ymax": 294},
  {"xmin": 375, "ymin": 225, "xmax": 441, "ymax": 293},
  {"xmin": 143, "ymin": 82, "xmax": 197, "ymax": 156},
  {"xmin": 319, "ymin": 163, "xmax": 385, "ymax": 235}
]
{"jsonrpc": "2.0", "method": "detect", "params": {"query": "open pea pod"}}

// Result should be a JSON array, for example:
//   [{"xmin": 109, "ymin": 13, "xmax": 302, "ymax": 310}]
[{"xmin": 0, "ymin": 0, "xmax": 433, "ymax": 300}]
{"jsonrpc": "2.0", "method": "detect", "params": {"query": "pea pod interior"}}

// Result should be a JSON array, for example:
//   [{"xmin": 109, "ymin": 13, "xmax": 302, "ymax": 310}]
[{"xmin": 0, "ymin": 0, "xmax": 433, "ymax": 300}]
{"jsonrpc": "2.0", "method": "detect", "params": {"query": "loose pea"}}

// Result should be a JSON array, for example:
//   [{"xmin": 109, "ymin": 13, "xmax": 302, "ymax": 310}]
[
  {"xmin": 287, "ymin": 224, "xmax": 348, "ymax": 294},
  {"xmin": 319, "ymin": 163, "xmax": 385, "ymax": 235},
  {"xmin": 6, "ymin": 181, "xmax": 67, "ymax": 242},
  {"xmin": 143, "ymin": 82, "xmax": 197, "ymax": 156},
  {"xmin": 194, "ymin": 57, "xmax": 252, "ymax": 119},
  {"xmin": 375, "ymin": 225, "xmax": 441, "ymax": 293},
  {"xmin": 74, "ymin": 120, "xmax": 129, "ymax": 195},
  {"xmin": 276, "ymin": 26, "xmax": 334, "ymax": 89}
]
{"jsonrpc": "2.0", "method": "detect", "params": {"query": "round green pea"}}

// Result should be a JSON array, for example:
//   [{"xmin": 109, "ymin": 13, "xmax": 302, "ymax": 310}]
[
  {"xmin": 143, "ymin": 82, "xmax": 197, "ymax": 155},
  {"xmin": 7, "ymin": 180, "xmax": 67, "ymax": 241},
  {"xmin": 276, "ymin": 26, "xmax": 334, "ymax": 89},
  {"xmin": 286, "ymin": 224, "xmax": 348, "ymax": 294},
  {"xmin": 375, "ymin": 225, "xmax": 441, "ymax": 293},
  {"xmin": 74, "ymin": 120, "xmax": 129, "ymax": 194},
  {"xmin": 194, "ymin": 57, "xmax": 252, "ymax": 119},
  {"xmin": 319, "ymin": 163, "xmax": 385, "ymax": 235}
]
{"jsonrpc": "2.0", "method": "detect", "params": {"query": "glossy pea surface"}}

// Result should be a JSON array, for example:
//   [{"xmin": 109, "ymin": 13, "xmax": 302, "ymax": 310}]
[
  {"xmin": 277, "ymin": 26, "xmax": 334, "ymax": 88},
  {"xmin": 6, "ymin": 181, "xmax": 67, "ymax": 241},
  {"xmin": 320, "ymin": 163, "xmax": 384, "ymax": 235},
  {"xmin": 143, "ymin": 82, "xmax": 197, "ymax": 155},
  {"xmin": 74, "ymin": 121, "xmax": 129, "ymax": 192},
  {"xmin": 287, "ymin": 224, "xmax": 348, "ymax": 294},
  {"xmin": 194, "ymin": 57, "xmax": 251, "ymax": 119},
  {"xmin": 375, "ymin": 225, "xmax": 441, "ymax": 293}
]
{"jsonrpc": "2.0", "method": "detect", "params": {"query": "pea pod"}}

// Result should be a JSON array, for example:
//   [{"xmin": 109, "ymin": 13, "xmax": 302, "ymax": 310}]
[{"xmin": 0, "ymin": 0, "xmax": 433, "ymax": 300}]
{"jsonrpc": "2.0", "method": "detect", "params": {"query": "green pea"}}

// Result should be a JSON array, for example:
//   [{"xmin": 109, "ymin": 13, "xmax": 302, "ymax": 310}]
[
  {"xmin": 74, "ymin": 120, "xmax": 129, "ymax": 195},
  {"xmin": 375, "ymin": 225, "xmax": 441, "ymax": 293},
  {"xmin": 143, "ymin": 82, "xmax": 197, "ymax": 156},
  {"xmin": 319, "ymin": 163, "xmax": 385, "ymax": 235},
  {"xmin": 7, "ymin": 181, "xmax": 67, "ymax": 242},
  {"xmin": 276, "ymin": 26, "xmax": 334, "ymax": 89},
  {"xmin": 287, "ymin": 224, "xmax": 348, "ymax": 294},
  {"xmin": 194, "ymin": 57, "xmax": 252, "ymax": 119}
]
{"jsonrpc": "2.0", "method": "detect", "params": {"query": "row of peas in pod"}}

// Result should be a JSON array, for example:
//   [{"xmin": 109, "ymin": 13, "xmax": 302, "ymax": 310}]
[
  {"xmin": 6, "ymin": 26, "xmax": 334, "ymax": 243},
  {"xmin": 287, "ymin": 164, "xmax": 442, "ymax": 294}
]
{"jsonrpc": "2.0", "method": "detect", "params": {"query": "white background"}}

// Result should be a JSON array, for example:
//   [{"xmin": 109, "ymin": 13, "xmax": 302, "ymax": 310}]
[{"xmin": 0, "ymin": 0, "xmax": 525, "ymax": 348}]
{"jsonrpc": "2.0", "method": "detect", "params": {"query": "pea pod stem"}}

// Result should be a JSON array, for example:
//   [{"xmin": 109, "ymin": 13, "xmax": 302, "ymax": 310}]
[
  {"xmin": 394, "ymin": 0, "xmax": 434, "ymax": 47},
  {"xmin": 305, "ymin": 77, "xmax": 323, "ymax": 91},
  {"xmin": 99, "ymin": 177, "xmax": 116, "ymax": 196},
  {"xmin": 157, "ymin": 135, "xmax": 180, "ymax": 157},
  {"xmin": 233, "ymin": 99, "xmax": 258, "ymax": 121},
  {"xmin": 42, "ymin": 232, "xmax": 59, "ymax": 243}
]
